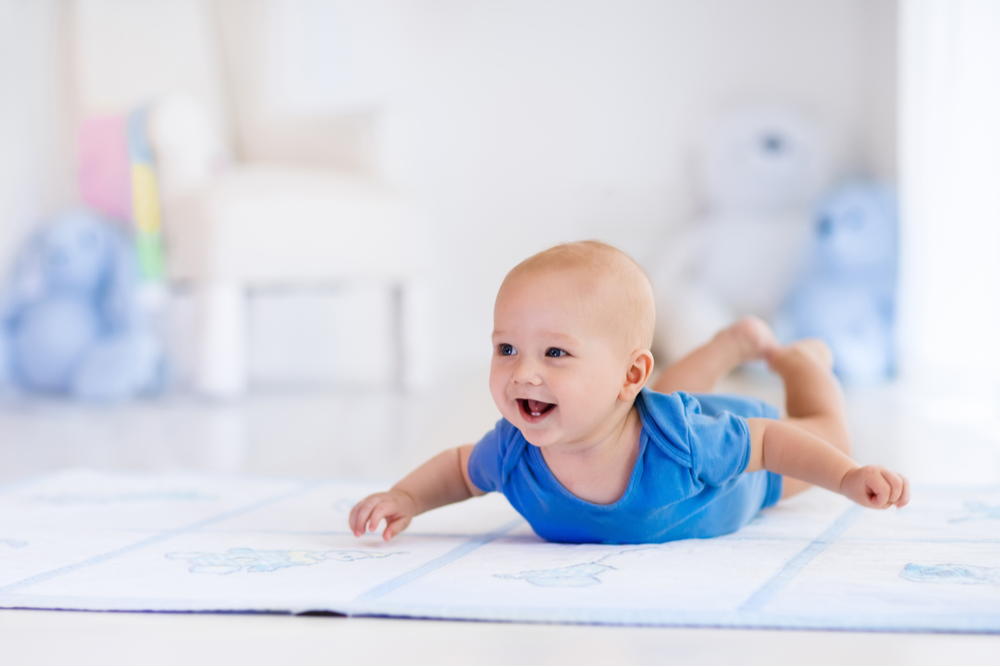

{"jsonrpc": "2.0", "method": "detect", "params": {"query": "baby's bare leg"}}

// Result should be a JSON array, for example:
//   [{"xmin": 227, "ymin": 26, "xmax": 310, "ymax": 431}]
[
  {"xmin": 653, "ymin": 316, "xmax": 778, "ymax": 394},
  {"xmin": 768, "ymin": 340, "xmax": 852, "ymax": 498}
]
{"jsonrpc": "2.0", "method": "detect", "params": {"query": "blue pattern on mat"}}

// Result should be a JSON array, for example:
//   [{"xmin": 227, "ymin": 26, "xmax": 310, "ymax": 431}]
[{"xmin": 0, "ymin": 471, "xmax": 998, "ymax": 634}]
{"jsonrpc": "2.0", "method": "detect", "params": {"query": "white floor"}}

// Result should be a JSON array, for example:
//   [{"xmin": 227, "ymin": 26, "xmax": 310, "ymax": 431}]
[{"xmin": 2, "ymin": 369, "xmax": 1000, "ymax": 665}]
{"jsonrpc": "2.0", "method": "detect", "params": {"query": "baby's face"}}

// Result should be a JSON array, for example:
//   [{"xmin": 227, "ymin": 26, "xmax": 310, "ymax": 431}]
[{"xmin": 489, "ymin": 267, "xmax": 633, "ymax": 449}]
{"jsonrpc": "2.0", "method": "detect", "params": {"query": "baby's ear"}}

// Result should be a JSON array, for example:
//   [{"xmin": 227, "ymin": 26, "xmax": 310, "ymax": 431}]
[{"xmin": 620, "ymin": 349, "xmax": 654, "ymax": 400}]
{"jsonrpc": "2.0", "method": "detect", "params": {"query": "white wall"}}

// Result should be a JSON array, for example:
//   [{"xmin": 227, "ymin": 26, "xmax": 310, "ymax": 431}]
[
  {"xmin": 72, "ymin": 0, "xmax": 232, "ymax": 142},
  {"xmin": 898, "ymin": 0, "xmax": 1000, "ymax": 385},
  {"xmin": 0, "ymin": 0, "xmax": 897, "ymax": 388},
  {"xmin": 260, "ymin": 0, "xmax": 897, "ymax": 380},
  {"xmin": 0, "ymin": 0, "xmax": 76, "ymax": 273}
]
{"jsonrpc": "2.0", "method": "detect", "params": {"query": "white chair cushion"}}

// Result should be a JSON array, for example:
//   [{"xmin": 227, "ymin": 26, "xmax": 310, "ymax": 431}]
[{"xmin": 165, "ymin": 164, "xmax": 410, "ymax": 284}]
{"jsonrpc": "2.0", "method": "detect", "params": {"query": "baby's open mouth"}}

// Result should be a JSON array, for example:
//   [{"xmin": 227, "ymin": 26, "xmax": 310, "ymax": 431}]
[{"xmin": 518, "ymin": 398, "xmax": 556, "ymax": 422}]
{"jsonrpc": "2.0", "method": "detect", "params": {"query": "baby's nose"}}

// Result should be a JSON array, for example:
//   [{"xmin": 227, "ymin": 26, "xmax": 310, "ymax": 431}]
[{"xmin": 511, "ymin": 359, "xmax": 542, "ymax": 385}]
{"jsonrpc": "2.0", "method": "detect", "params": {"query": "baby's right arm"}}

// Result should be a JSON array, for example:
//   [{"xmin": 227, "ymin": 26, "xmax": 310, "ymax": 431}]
[{"xmin": 349, "ymin": 444, "xmax": 485, "ymax": 541}]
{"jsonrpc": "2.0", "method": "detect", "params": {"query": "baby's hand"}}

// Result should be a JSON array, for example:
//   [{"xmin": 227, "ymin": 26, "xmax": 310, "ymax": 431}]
[
  {"xmin": 349, "ymin": 490, "xmax": 417, "ymax": 541},
  {"xmin": 840, "ymin": 465, "xmax": 911, "ymax": 509}
]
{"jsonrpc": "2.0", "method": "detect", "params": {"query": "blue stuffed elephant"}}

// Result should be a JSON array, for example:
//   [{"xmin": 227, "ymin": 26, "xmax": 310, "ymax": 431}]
[
  {"xmin": 775, "ymin": 183, "xmax": 898, "ymax": 384},
  {"xmin": 0, "ymin": 209, "xmax": 165, "ymax": 400}
]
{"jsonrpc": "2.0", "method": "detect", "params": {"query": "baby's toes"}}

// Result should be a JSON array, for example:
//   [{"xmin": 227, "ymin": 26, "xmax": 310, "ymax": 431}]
[
  {"xmin": 770, "ymin": 338, "xmax": 834, "ymax": 372},
  {"xmin": 798, "ymin": 339, "xmax": 834, "ymax": 369},
  {"xmin": 730, "ymin": 316, "xmax": 779, "ymax": 361}
]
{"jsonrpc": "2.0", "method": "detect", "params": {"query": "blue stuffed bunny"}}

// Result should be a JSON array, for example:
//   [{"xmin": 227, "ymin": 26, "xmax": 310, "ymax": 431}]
[
  {"xmin": 775, "ymin": 183, "xmax": 898, "ymax": 384},
  {"xmin": 0, "ymin": 209, "xmax": 164, "ymax": 400}
]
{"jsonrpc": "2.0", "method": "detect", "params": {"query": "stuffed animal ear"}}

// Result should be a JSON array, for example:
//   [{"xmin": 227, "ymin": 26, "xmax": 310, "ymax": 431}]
[
  {"xmin": 700, "ymin": 106, "xmax": 829, "ymax": 216},
  {"xmin": 0, "ymin": 229, "xmax": 48, "ymax": 324}
]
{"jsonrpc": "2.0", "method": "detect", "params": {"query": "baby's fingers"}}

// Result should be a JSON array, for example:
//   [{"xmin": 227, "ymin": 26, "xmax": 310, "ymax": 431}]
[
  {"xmin": 348, "ymin": 500, "xmax": 365, "ymax": 533},
  {"xmin": 866, "ymin": 473, "xmax": 891, "ymax": 508},
  {"xmin": 349, "ymin": 497, "xmax": 381, "ymax": 536},
  {"xmin": 366, "ymin": 501, "xmax": 397, "ymax": 534},
  {"xmin": 383, "ymin": 516, "xmax": 411, "ymax": 542},
  {"xmin": 885, "ymin": 470, "xmax": 904, "ymax": 506},
  {"xmin": 896, "ymin": 475, "xmax": 911, "ymax": 509}
]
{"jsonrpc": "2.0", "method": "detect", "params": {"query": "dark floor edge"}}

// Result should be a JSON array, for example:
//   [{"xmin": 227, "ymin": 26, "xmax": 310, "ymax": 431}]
[{"xmin": 3, "ymin": 602, "xmax": 998, "ymax": 635}]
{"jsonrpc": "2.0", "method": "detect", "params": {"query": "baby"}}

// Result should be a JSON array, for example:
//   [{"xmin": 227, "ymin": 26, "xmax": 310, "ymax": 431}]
[{"xmin": 350, "ymin": 241, "xmax": 910, "ymax": 543}]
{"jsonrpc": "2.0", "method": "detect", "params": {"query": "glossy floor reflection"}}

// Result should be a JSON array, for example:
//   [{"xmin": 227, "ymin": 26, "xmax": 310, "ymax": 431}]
[{"xmin": 3, "ymin": 370, "xmax": 998, "ymax": 488}]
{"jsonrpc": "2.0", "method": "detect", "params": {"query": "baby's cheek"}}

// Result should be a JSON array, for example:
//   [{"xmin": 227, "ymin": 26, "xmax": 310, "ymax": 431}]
[
  {"xmin": 488, "ymin": 381, "xmax": 516, "ymax": 421},
  {"xmin": 487, "ymin": 370, "xmax": 505, "ymax": 400},
  {"xmin": 564, "ymin": 376, "xmax": 605, "ymax": 404},
  {"xmin": 568, "ymin": 385, "xmax": 620, "ymax": 423}
]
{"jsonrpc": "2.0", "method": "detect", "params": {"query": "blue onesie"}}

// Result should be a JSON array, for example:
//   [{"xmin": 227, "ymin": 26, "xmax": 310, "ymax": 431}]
[{"xmin": 467, "ymin": 387, "xmax": 783, "ymax": 544}]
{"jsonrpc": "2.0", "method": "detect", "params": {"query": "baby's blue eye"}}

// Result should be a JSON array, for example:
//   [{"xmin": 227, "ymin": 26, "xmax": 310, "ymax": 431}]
[
  {"xmin": 546, "ymin": 348, "xmax": 567, "ymax": 358},
  {"xmin": 499, "ymin": 344, "xmax": 515, "ymax": 356}
]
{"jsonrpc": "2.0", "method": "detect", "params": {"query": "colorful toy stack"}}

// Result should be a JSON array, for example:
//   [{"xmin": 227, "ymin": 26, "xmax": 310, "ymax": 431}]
[{"xmin": 78, "ymin": 107, "xmax": 166, "ymax": 281}]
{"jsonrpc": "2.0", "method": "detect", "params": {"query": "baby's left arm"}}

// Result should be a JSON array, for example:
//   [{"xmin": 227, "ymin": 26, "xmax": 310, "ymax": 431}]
[
  {"xmin": 349, "ymin": 444, "xmax": 484, "ymax": 541},
  {"xmin": 745, "ymin": 419, "xmax": 910, "ymax": 509}
]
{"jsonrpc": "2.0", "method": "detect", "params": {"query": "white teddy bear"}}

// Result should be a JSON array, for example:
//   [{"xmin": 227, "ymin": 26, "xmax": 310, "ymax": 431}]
[{"xmin": 650, "ymin": 107, "xmax": 830, "ymax": 362}]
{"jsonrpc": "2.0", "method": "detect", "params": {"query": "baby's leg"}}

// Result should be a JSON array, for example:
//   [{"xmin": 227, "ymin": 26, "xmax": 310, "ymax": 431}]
[
  {"xmin": 767, "ymin": 339, "xmax": 852, "ymax": 498},
  {"xmin": 653, "ymin": 316, "xmax": 779, "ymax": 394}
]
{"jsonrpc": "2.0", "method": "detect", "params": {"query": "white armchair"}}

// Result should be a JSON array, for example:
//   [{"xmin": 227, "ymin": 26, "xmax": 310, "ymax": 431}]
[
  {"xmin": 148, "ymin": 97, "xmax": 412, "ymax": 397},
  {"xmin": 69, "ymin": 0, "xmax": 416, "ymax": 398}
]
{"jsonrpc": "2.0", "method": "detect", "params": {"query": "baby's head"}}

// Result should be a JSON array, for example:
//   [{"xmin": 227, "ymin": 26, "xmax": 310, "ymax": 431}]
[{"xmin": 490, "ymin": 241, "xmax": 656, "ymax": 447}]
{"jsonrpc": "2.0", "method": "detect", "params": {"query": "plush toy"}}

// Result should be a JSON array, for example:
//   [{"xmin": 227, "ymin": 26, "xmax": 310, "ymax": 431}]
[
  {"xmin": 650, "ymin": 107, "xmax": 829, "ymax": 362},
  {"xmin": 0, "ymin": 209, "xmax": 165, "ymax": 400},
  {"xmin": 774, "ymin": 183, "xmax": 898, "ymax": 384}
]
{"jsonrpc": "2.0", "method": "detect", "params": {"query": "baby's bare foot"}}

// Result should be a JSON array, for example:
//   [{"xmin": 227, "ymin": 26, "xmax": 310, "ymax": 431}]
[
  {"xmin": 767, "ymin": 338, "xmax": 834, "ymax": 373},
  {"xmin": 721, "ymin": 316, "xmax": 780, "ymax": 364}
]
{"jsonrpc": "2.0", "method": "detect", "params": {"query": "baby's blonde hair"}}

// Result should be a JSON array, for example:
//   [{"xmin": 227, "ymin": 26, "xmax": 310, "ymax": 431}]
[{"xmin": 505, "ymin": 240, "xmax": 656, "ymax": 351}]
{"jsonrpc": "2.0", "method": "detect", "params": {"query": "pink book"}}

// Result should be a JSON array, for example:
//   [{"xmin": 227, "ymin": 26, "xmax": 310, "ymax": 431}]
[{"xmin": 78, "ymin": 115, "xmax": 132, "ymax": 222}]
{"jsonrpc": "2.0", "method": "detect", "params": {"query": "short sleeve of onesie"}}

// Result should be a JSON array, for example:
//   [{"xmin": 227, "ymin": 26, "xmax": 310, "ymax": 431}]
[
  {"xmin": 680, "ymin": 394, "xmax": 752, "ymax": 487},
  {"xmin": 640, "ymin": 391, "xmax": 774, "ymax": 488},
  {"xmin": 467, "ymin": 418, "xmax": 518, "ymax": 493}
]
